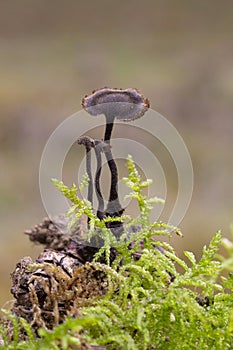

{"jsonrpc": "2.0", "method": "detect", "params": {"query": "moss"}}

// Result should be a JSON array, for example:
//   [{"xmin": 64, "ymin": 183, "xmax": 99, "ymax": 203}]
[{"xmin": 1, "ymin": 156, "xmax": 233, "ymax": 349}]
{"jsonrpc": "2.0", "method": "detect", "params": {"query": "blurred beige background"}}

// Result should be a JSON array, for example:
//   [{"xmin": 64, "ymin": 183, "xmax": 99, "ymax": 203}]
[{"xmin": 0, "ymin": 0, "xmax": 233, "ymax": 304}]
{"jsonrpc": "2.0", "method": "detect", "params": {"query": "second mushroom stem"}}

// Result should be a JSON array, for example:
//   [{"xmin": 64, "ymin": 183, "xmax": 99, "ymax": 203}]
[
  {"xmin": 86, "ymin": 145, "xmax": 93, "ymax": 206},
  {"xmin": 94, "ymin": 141, "xmax": 105, "ymax": 220},
  {"xmin": 77, "ymin": 137, "xmax": 109, "ymax": 222},
  {"xmin": 77, "ymin": 136, "xmax": 94, "ymax": 227}
]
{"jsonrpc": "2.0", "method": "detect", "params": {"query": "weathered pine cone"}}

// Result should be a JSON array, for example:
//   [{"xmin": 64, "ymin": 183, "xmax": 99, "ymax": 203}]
[{"xmin": 10, "ymin": 216, "xmax": 109, "ymax": 332}]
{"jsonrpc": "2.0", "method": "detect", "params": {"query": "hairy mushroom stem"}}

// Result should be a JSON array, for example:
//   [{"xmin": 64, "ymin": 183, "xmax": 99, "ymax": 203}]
[
  {"xmin": 104, "ymin": 146, "xmax": 125, "ymax": 239},
  {"xmin": 104, "ymin": 147, "xmax": 122, "ymax": 217},
  {"xmin": 101, "ymin": 113, "xmax": 122, "ymax": 220},
  {"xmin": 94, "ymin": 139, "xmax": 121, "ymax": 222},
  {"xmin": 104, "ymin": 114, "xmax": 115, "ymax": 142},
  {"xmin": 93, "ymin": 140, "xmax": 106, "ymax": 220}
]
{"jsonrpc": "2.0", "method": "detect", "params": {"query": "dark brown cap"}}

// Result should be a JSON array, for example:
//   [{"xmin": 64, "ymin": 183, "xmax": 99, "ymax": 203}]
[
  {"xmin": 82, "ymin": 87, "xmax": 150, "ymax": 121},
  {"xmin": 77, "ymin": 136, "xmax": 95, "ymax": 148}
]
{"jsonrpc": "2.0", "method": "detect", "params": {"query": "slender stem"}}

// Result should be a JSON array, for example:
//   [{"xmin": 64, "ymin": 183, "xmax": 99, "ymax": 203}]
[
  {"xmin": 94, "ymin": 143, "xmax": 104, "ymax": 220},
  {"xmin": 105, "ymin": 150, "xmax": 124, "ymax": 239},
  {"xmin": 104, "ymin": 115, "xmax": 115, "ymax": 142},
  {"xmin": 103, "ymin": 115, "xmax": 122, "ymax": 217},
  {"xmin": 86, "ymin": 146, "xmax": 93, "ymax": 206},
  {"xmin": 77, "ymin": 136, "xmax": 94, "ymax": 228},
  {"xmin": 103, "ymin": 132, "xmax": 124, "ymax": 238},
  {"xmin": 104, "ymin": 147, "xmax": 122, "ymax": 217}
]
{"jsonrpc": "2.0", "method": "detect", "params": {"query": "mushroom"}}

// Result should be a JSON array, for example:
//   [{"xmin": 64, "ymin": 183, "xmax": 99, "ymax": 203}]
[
  {"xmin": 93, "ymin": 139, "xmax": 111, "ymax": 220},
  {"xmin": 82, "ymin": 88, "xmax": 150, "ymax": 221},
  {"xmin": 82, "ymin": 87, "xmax": 149, "ymax": 234},
  {"xmin": 77, "ymin": 136, "xmax": 110, "ymax": 222},
  {"xmin": 82, "ymin": 87, "xmax": 150, "ymax": 142},
  {"xmin": 77, "ymin": 135, "xmax": 95, "ymax": 209}
]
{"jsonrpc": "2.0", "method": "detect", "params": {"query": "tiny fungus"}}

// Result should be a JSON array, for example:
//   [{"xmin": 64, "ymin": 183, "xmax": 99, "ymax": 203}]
[
  {"xmin": 93, "ymin": 139, "xmax": 111, "ymax": 220},
  {"xmin": 77, "ymin": 137, "xmax": 110, "ymax": 221},
  {"xmin": 77, "ymin": 136, "xmax": 95, "ymax": 207},
  {"xmin": 82, "ymin": 88, "xmax": 149, "ymax": 221},
  {"xmin": 81, "ymin": 88, "xmax": 149, "ymax": 237},
  {"xmin": 82, "ymin": 87, "xmax": 150, "ymax": 142}
]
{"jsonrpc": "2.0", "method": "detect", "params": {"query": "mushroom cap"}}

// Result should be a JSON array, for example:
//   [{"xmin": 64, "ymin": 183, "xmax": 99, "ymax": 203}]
[
  {"xmin": 77, "ymin": 136, "xmax": 95, "ymax": 149},
  {"xmin": 82, "ymin": 87, "xmax": 150, "ymax": 121}
]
